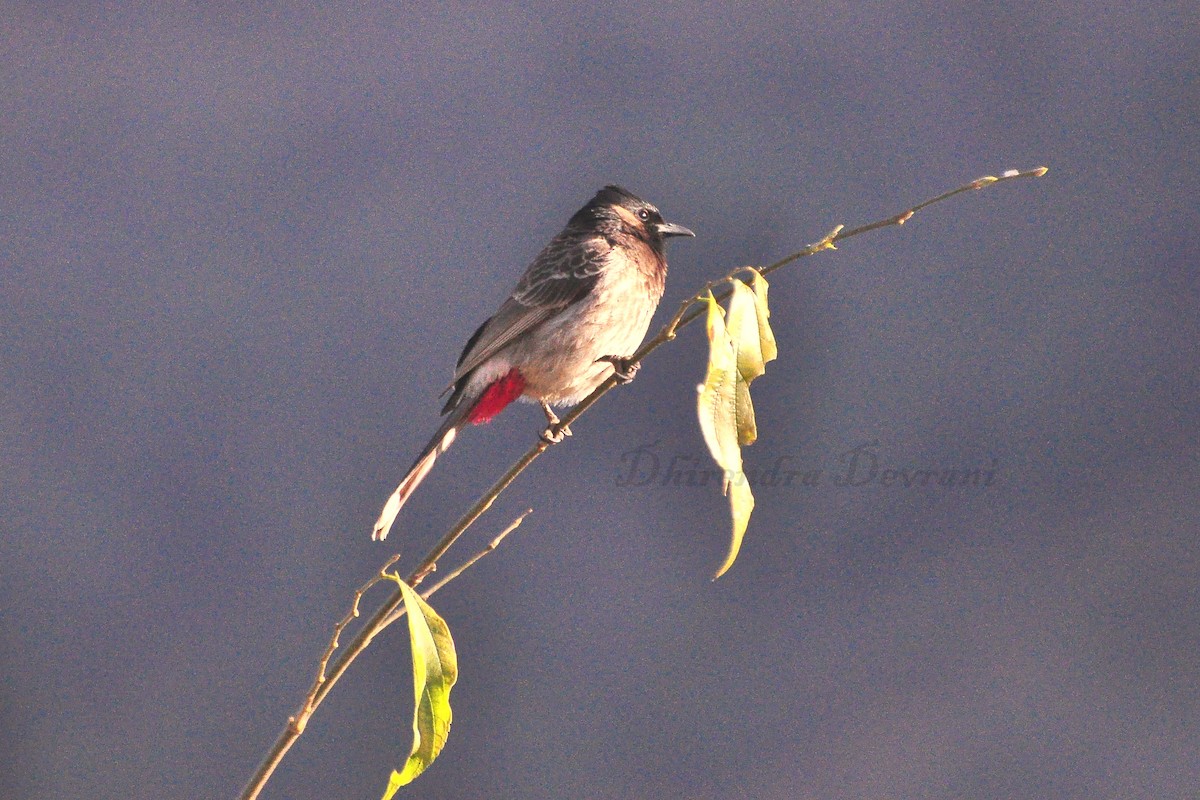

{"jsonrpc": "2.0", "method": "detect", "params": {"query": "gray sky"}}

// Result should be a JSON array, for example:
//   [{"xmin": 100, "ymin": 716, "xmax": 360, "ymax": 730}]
[{"xmin": 2, "ymin": 2, "xmax": 1198, "ymax": 799}]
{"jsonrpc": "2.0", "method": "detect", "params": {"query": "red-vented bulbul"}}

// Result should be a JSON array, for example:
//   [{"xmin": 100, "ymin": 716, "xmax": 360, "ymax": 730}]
[{"xmin": 372, "ymin": 186, "xmax": 694, "ymax": 540}]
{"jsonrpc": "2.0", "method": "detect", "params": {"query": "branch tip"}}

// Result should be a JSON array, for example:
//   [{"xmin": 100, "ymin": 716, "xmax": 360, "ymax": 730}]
[{"xmin": 414, "ymin": 510, "xmax": 534, "ymax": 606}]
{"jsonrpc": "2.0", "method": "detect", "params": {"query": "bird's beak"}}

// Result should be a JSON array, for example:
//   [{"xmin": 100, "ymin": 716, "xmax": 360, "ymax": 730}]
[{"xmin": 656, "ymin": 221, "xmax": 695, "ymax": 238}]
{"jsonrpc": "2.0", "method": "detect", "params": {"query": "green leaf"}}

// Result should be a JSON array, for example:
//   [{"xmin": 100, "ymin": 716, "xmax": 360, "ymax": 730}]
[
  {"xmin": 697, "ymin": 289, "xmax": 759, "ymax": 579},
  {"xmin": 713, "ymin": 472, "xmax": 755, "ymax": 580},
  {"xmin": 734, "ymin": 378, "xmax": 757, "ymax": 446},
  {"xmin": 696, "ymin": 277, "xmax": 778, "ymax": 578},
  {"xmin": 381, "ymin": 581, "xmax": 458, "ymax": 798},
  {"xmin": 726, "ymin": 279, "xmax": 766, "ymax": 385},
  {"xmin": 696, "ymin": 290, "xmax": 742, "ymax": 488},
  {"xmin": 748, "ymin": 269, "xmax": 778, "ymax": 364},
  {"xmin": 726, "ymin": 279, "xmax": 773, "ymax": 446}
]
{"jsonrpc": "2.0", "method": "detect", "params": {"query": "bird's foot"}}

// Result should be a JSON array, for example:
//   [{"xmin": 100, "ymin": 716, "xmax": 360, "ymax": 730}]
[
  {"xmin": 540, "ymin": 401, "xmax": 572, "ymax": 444},
  {"xmin": 540, "ymin": 425, "xmax": 571, "ymax": 444},
  {"xmin": 597, "ymin": 355, "xmax": 639, "ymax": 384}
]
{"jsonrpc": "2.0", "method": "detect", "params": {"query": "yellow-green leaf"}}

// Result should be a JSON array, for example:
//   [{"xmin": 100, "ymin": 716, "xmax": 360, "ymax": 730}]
[
  {"xmin": 734, "ymin": 378, "xmax": 757, "ymax": 446},
  {"xmin": 696, "ymin": 290, "xmax": 742, "ymax": 489},
  {"xmin": 748, "ymin": 269, "xmax": 778, "ymax": 364},
  {"xmin": 381, "ymin": 581, "xmax": 458, "ymax": 798},
  {"xmin": 696, "ymin": 276, "xmax": 779, "ymax": 578},
  {"xmin": 714, "ymin": 474, "xmax": 755, "ymax": 579},
  {"xmin": 726, "ymin": 279, "xmax": 766, "ymax": 384},
  {"xmin": 696, "ymin": 289, "xmax": 760, "ymax": 578},
  {"xmin": 726, "ymin": 278, "xmax": 775, "ymax": 447}
]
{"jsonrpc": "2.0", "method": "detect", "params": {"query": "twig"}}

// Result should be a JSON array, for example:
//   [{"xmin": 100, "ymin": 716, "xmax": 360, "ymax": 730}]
[
  {"xmin": 238, "ymin": 166, "xmax": 1048, "ymax": 800},
  {"xmin": 421, "ymin": 509, "xmax": 531, "ymax": 600},
  {"xmin": 303, "ymin": 553, "xmax": 402, "ymax": 718},
  {"xmin": 381, "ymin": 509, "xmax": 533, "ymax": 627},
  {"xmin": 237, "ymin": 514, "xmax": 529, "ymax": 800}
]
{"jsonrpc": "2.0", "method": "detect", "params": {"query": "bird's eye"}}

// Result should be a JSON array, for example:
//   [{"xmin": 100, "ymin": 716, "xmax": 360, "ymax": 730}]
[{"xmin": 637, "ymin": 208, "xmax": 650, "ymax": 221}]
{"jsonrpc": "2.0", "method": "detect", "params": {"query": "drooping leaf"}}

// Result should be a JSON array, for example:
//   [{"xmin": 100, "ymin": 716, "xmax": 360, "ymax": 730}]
[
  {"xmin": 714, "ymin": 471, "xmax": 755, "ymax": 580},
  {"xmin": 734, "ymin": 378, "xmax": 757, "ymax": 446},
  {"xmin": 697, "ymin": 289, "xmax": 759, "ymax": 579},
  {"xmin": 381, "ymin": 581, "xmax": 458, "ymax": 798},
  {"xmin": 726, "ymin": 279, "xmax": 766, "ymax": 385},
  {"xmin": 748, "ymin": 269, "xmax": 778, "ymax": 364},
  {"xmin": 696, "ymin": 276, "xmax": 778, "ymax": 578},
  {"xmin": 696, "ymin": 290, "xmax": 742, "ymax": 491},
  {"xmin": 725, "ymin": 279, "xmax": 771, "ymax": 446}
]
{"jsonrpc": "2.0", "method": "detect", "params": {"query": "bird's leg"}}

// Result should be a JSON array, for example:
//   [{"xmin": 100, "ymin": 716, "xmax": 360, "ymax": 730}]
[
  {"xmin": 597, "ymin": 355, "xmax": 640, "ymax": 384},
  {"xmin": 539, "ymin": 401, "xmax": 572, "ymax": 444}
]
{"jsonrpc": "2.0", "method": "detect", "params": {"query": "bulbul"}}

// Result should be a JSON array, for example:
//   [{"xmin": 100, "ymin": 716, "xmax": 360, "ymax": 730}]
[{"xmin": 372, "ymin": 185, "xmax": 694, "ymax": 540}]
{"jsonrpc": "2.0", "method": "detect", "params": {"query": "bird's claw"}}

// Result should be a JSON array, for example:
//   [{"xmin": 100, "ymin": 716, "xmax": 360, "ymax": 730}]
[
  {"xmin": 539, "ymin": 401, "xmax": 572, "ymax": 443},
  {"xmin": 598, "ymin": 355, "xmax": 639, "ymax": 384},
  {"xmin": 540, "ymin": 423, "xmax": 571, "ymax": 444}
]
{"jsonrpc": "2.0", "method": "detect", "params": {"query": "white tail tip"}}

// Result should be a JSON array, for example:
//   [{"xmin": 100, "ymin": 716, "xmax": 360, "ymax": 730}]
[{"xmin": 371, "ymin": 427, "xmax": 457, "ymax": 541}]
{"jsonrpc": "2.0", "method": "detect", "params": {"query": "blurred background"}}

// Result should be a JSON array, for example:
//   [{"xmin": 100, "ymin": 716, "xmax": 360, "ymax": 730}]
[{"xmin": 2, "ymin": 2, "xmax": 1197, "ymax": 799}]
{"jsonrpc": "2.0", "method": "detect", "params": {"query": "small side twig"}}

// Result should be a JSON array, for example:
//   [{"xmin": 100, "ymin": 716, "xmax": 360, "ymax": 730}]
[
  {"xmin": 238, "ymin": 513, "xmax": 529, "ymax": 800},
  {"xmin": 299, "ymin": 553, "xmax": 402, "ymax": 724},
  {"xmin": 382, "ymin": 509, "xmax": 533, "ymax": 627},
  {"xmin": 422, "ymin": 509, "xmax": 532, "ymax": 600}
]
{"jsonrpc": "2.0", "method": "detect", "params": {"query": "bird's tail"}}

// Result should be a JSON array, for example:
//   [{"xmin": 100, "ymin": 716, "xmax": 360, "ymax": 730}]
[
  {"xmin": 372, "ymin": 409, "xmax": 467, "ymax": 541},
  {"xmin": 372, "ymin": 367, "xmax": 527, "ymax": 541}
]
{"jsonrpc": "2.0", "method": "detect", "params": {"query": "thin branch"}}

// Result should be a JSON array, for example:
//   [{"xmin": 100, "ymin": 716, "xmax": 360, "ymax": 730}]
[{"xmin": 239, "ymin": 165, "xmax": 1048, "ymax": 800}]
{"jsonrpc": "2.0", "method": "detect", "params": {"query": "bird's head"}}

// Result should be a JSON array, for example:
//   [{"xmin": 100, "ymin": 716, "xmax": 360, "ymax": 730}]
[{"xmin": 571, "ymin": 185, "xmax": 695, "ymax": 251}]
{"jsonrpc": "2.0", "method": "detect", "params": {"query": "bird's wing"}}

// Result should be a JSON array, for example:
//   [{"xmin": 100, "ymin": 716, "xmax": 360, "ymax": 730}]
[{"xmin": 448, "ymin": 234, "xmax": 611, "ymax": 384}]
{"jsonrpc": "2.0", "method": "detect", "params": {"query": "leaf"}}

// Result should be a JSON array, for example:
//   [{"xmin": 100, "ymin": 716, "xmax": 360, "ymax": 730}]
[
  {"xmin": 734, "ymin": 378, "xmax": 757, "ymax": 446},
  {"xmin": 381, "ymin": 581, "xmax": 458, "ymax": 798},
  {"xmin": 713, "ymin": 472, "xmax": 755, "ymax": 580},
  {"xmin": 697, "ymin": 289, "xmax": 758, "ymax": 579},
  {"xmin": 726, "ymin": 280, "xmax": 766, "ymax": 384},
  {"xmin": 696, "ymin": 277, "xmax": 778, "ymax": 578},
  {"xmin": 747, "ymin": 269, "xmax": 778, "ymax": 364},
  {"xmin": 725, "ymin": 279, "xmax": 772, "ymax": 446},
  {"xmin": 696, "ymin": 290, "xmax": 742, "ymax": 490}
]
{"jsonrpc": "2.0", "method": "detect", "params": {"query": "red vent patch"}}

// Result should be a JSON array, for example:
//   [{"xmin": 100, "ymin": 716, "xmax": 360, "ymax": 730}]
[{"xmin": 467, "ymin": 368, "xmax": 526, "ymax": 424}]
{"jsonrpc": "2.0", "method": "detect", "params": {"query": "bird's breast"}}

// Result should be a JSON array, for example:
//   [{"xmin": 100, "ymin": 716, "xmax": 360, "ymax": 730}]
[{"xmin": 502, "ymin": 248, "xmax": 665, "ymax": 405}]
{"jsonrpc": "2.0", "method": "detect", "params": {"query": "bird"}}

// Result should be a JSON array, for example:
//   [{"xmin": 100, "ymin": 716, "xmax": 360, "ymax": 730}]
[{"xmin": 372, "ymin": 185, "xmax": 694, "ymax": 540}]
